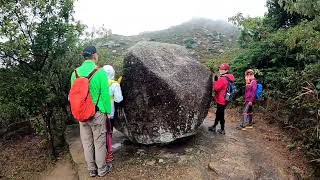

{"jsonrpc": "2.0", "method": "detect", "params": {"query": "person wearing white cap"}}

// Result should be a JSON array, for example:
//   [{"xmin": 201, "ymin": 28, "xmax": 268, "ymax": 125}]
[{"xmin": 103, "ymin": 65, "xmax": 123, "ymax": 162}]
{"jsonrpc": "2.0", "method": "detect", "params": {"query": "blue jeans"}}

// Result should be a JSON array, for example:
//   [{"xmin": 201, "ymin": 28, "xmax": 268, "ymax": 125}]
[{"xmin": 240, "ymin": 102, "xmax": 253, "ymax": 127}]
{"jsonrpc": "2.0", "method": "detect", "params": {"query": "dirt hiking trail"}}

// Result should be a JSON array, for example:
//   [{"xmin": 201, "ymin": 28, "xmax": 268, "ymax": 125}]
[{"xmin": 49, "ymin": 108, "xmax": 309, "ymax": 180}]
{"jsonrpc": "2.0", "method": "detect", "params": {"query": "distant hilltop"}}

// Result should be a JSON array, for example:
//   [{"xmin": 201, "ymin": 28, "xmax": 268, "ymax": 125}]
[{"xmin": 92, "ymin": 18, "xmax": 239, "ymax": 62}]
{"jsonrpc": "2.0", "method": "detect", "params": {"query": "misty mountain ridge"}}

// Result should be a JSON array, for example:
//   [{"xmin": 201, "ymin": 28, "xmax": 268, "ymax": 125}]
[{"xmin": 94, "ymin": 18, "xmax": 239, "ymax": 61}]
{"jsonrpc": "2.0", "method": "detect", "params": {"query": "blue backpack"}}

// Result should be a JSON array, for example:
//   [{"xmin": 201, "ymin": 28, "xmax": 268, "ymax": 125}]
[
  {"xmin": 256, "ymin": 83, "xmax": 263, "ymax": 100},
  {"xmin": 224, "ymin": 76, "xmax": 237, "ymax": 102}
]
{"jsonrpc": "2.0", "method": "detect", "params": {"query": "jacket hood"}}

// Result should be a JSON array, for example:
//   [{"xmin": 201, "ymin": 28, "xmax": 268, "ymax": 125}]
[
  {"xmin": 224, "ymin": 73, "xmax": 235, "ymax": 82},
  {"xmin": 103, "ymin": 65, "xmax": 115, "ymax": 80}
]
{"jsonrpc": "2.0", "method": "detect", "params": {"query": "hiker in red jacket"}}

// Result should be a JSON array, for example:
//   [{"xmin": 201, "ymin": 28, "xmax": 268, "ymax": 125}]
[
  {"xmin": 238, "ymin": 69, "xmax": 257, "ymax": 130},
  {"xmin": 208, "ymin": 63, "xmax": 235, "ymax": 135}
]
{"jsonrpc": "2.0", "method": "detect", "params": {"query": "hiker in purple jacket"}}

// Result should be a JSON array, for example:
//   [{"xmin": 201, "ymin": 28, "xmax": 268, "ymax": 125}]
[{"xmin": 238, "ymin": 69, "xmax": 257, "ymax": 130}]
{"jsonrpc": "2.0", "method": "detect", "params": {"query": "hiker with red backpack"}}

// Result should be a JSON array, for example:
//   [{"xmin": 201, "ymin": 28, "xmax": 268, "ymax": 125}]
[
  {"xmin": 208, "ymin": 63, "xmax": 236, "ymax": 135},
  {"xmin": 237, "ymin": 69, "xmax": 258, "ymax": 130},
  {"xmin": 103, "ymin": 65, "xmax": 123, "ymax": 162},
  {"xmin": 69, "ymin": 46, "xmax": 112, "ymax": 177}
]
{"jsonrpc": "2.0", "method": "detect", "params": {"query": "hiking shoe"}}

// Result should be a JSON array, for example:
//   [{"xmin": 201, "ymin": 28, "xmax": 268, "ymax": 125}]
[
  {"xmin": 246, "ymin": 125, "xmax": 253, "ymax": 129},
  {"xmin": 236, "ymin": 126, "xmax": 246, "ymax": 130},
  {"xmin": 217, "ymin": 129, "xmax": 225, "ymax": 135},
  {"xmin": 89, "ymin": 170, "xmax": 97, "ymax": 177},
  {"xmin": 98, "ymin": 164, "xmax": 112, "ymax": 177},
  {"xmin": 106, "ymin": 152, "xmax": 114, "ymax": 162},
  {"xmin": 208, "ymin": 126, "xmax": 216, "ymax": 133}
]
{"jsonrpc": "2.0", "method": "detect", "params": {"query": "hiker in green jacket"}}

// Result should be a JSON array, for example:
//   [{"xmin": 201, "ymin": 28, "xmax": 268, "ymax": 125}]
[{"xmin": 70, "ymin": 46, "xmax": 112, "ymax": 177}]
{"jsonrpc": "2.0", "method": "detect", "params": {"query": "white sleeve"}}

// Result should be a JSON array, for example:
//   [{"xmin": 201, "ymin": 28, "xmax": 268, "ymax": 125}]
[{"xmin": 113, "ymin": 83, "xmax": 123, "ymax": 103}]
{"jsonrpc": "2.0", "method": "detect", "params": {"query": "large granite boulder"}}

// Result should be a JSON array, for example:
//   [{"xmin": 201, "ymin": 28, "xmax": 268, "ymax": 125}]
[{"xmin": 116, "ymin": 41, "xmax": 212, "ymax": 144}]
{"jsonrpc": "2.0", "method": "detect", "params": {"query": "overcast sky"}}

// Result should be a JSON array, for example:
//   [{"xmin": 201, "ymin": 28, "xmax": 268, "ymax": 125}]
[{"xmin": 74, "ymin": 0, "xmax": 267, "ymax": 36}]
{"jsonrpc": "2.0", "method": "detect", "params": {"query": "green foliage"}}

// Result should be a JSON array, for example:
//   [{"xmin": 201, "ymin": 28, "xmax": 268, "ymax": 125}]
[
  {"xmin": 184, "ymin": 37, "xmax": 197, "ymax": 49},
  {"xmin": 230, "ymin": 0, "xmax": 320, "ymax": 171},
  {"xmin": 206, "ymin": 48, "xmax": 244, "ymax": 72},
  {"xmin": 279, "ymin": 0, "xmax": 320, "ymax": 18},
  {"xmin": 287, "ymin": 142, "xmax": 297, "ymax": 151},
  {"xmin": 97, "ymin": 48, "xmax": 124, "ymax": 78},
  {"xmin": 0, "ymin": 0, "xmax": 83, "ymax": 158},
  {"xmin": 136, "ymin": 18, "xmax": 239, "ymax": 60},
  {"xmin": 79, "ymin": 31, "xmax": 125, "ymax": 78},
  {"xmin": 265, "ymin": 0, "xmax": 306, "ymax": 30},
  {"xmin": 229, "ymin": 13, "xmax": 268, "ymax": 48}
]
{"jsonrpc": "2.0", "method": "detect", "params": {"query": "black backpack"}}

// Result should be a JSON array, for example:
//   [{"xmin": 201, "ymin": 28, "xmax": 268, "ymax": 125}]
[{"xmin": 224, "ymin": 76, "xmax": 237, "ymax": 102}]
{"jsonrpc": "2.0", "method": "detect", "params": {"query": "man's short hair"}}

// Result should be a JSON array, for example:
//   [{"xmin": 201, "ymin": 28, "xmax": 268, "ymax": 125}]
[{"xmin": 84, "ymin": 54, "xmax": 94, "ymax": 60}]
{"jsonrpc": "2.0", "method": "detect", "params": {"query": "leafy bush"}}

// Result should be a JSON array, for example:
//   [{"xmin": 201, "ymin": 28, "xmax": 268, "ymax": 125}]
[
  {"xmin": 184, "ymin": 37, "xmax": 197, "ymax": 49},
  {"xmin": 229, "ymin": 0, "xmax": 320, "ymax": 174},
  {"xmin": 0, "ymin": 0, "xmax": 83, "ymax": 158},
  {"xmin": 206, "ymin": 48, "xmax": 243, "ymax": 72}
]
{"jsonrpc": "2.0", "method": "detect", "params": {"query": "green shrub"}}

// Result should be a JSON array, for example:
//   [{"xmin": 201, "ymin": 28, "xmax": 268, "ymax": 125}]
[{"xmin": 229, "ymin": 0, "xmax": 320, "ymax": 174}]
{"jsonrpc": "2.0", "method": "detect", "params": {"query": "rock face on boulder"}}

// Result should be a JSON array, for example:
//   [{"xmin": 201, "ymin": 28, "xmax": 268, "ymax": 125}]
[{"xmin": 116, "ymin": 41, "xmax": 212, "ymax": 144}]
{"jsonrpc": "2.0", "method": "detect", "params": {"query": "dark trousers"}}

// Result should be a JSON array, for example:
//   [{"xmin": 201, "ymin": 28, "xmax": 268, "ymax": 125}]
[{"xmin": 212, "ymin": 104, "xmax": 226, "ymax": 130}]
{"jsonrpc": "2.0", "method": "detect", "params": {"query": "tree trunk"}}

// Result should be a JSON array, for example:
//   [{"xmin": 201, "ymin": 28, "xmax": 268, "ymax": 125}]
[{"xmin": 42, "ymin": 108, "xmax": 56, "ymax": 159}]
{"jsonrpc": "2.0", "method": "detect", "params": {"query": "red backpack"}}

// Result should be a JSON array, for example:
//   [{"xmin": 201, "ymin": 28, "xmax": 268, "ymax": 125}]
[{"xmin": 69, "ymin": 67, "xmax": 100, "ymax": 122}]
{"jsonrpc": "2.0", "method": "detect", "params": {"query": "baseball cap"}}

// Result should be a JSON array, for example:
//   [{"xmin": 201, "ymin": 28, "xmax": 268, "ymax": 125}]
[
  {"xmin": 218, "ymin": 63, "xmax": 230, "ymax": 70},
  {"xmin": 245, "ymin": 69, "xmax": 255, "ymax": 75},
  {"xmin": 82, "ymin": 46, "xmax": 97, "ymax": 57}
]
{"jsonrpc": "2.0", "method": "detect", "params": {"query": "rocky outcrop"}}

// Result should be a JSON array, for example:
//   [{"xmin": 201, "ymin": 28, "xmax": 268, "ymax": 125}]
[{"xmin": 116, "ymin": 41, "xmax": 212, "ymax": 144}]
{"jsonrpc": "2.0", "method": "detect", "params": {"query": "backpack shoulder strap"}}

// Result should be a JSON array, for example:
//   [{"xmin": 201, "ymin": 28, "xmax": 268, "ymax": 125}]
[
  {"xmin": 117, "ymin": 76, "xmax": 123, "ymax": 84},
  {"xmin": 223, "ymin": 75, "xmax": 231, "ymax": 82},
  {"xmin": 249, "ymin": 79, "xmax": 257, "ymax": 85},
  {"xmin": 75, "ymin": 69, "xmax": 80, "ymax": 78},
  {"xmin": 109, "ymin": 79, "xmax": 118, "ymax": 86},
  {"xmin": 87, "ymin": 67, "xmax": 100, "ymax": 80}
]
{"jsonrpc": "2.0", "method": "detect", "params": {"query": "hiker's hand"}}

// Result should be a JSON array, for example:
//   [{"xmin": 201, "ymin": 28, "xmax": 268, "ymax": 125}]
[
  {"xmin": 248, "ymin": 101, "xmax": 252, "ymax": 106},
  {"xmin": 107, "ymin": 114, "xmax": 111, "ymax": 119},
  {"xmin": 214, "ymin": 75, "xmax": 218, "ymax": 81},
  {"xmin": 245, "ymin": 76, "xmax": 250, "ymax": 84}
]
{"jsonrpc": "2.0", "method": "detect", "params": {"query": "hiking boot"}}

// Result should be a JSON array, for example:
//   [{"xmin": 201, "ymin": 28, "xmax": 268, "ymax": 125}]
[
  {"xmin": 106, "ymin": 152, "xmax": 114, "ymax": 162},
  {"xmin": 208, "ymin": 126, "xmax": 216, "ymax": 133},
  {"xmin": 217, "ymin": 129, "xmax": 225, "ymax": 135},
  {"xmin": 98, "ymin": 164, "xmax": 112, "ymax": 177},
  {"xmin": 89, "ymin": 170, "xmax": 97, "ymax": 177}
]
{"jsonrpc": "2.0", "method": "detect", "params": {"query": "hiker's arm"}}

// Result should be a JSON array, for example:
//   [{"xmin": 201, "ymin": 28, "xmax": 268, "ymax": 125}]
[
  {"xmin": 247, "ymin": 80, "xmax": 257, "ymax": 103},
  {"xmin": 252, "ymin": 80, "xmax": 257, "ymax": 94},
  {"xmin": 113, "ymin": 84, "xmax": 123, "ymax": 103},
  {"xmin": 69, "ymin": 72, "xmax": 76, "ymax": 101},
  {"xmin": 70, "ymin": 71, "xmax": 76, "ymax": 86},
  {"xmin": 214, "ymin": 75, "xmax": 218, "ymax": 81},
  {"xmin": 250, "ymin": 80, "xmax": 258, "ymax": 102},
  {"xmin": 100, "ymin": 71, "xmax": 112, "ymax": 115},
  {"xmin": 214, "ymin": 78, "xmax": 224, "ymax": 91}
]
